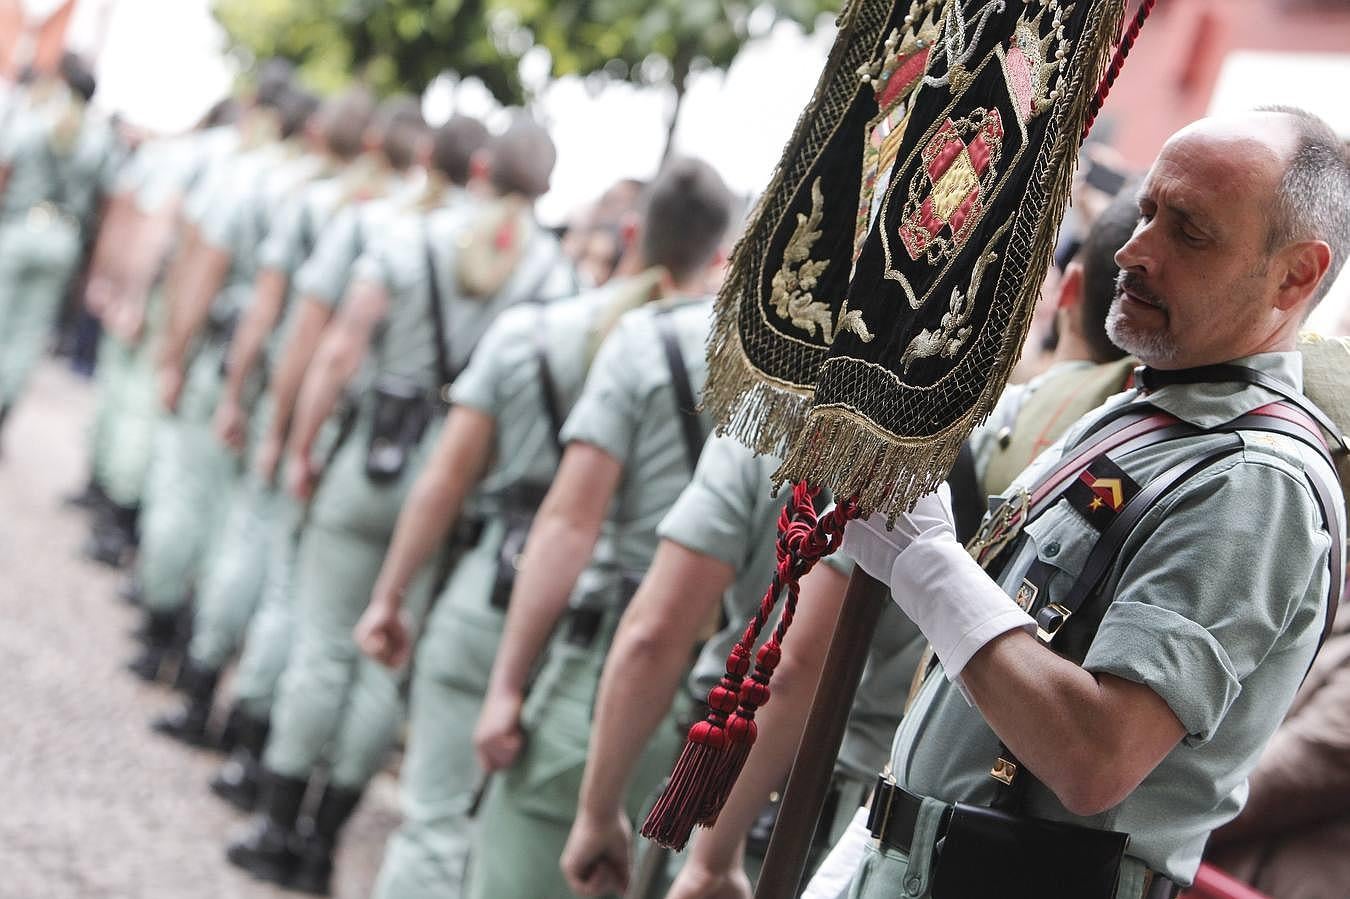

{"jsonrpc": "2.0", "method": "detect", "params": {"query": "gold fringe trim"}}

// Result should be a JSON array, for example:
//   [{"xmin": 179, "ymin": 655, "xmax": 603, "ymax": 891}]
[
  {"xmin": 702, "ymin": 0, "xmax": 877, "ymax": 460},
  {"xmin": 771, "ymin": 0, "xmax": 1130, "ymax": 518}
]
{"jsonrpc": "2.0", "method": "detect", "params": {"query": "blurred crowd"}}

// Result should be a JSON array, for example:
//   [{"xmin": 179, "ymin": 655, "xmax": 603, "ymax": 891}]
[{"xmin": 0, "ymin": 48, "xmax": 1348, "ymax": 899}]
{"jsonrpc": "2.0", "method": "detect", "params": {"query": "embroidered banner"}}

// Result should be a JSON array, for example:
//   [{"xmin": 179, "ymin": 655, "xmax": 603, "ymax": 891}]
[{"xmin": 705, "ymin": 0, "xmax": 1128, "ymax": 516}]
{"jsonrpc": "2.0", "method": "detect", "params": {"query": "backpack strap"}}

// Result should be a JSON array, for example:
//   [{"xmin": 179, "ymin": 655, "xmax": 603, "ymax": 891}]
[
  {"xmin": 654, "ymin": 309, "xmax": 705, "ymax": 473},
  {"xmin": 423, "ymin": 224, "xmax": 455, "ymax": 408},
  {"xmin": 532, "ymin": 302, "xmax": 566, "ymax": 458}
]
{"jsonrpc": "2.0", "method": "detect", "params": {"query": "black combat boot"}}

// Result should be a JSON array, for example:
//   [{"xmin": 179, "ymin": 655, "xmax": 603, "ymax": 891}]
[
  {"xmin": 63, "ymin": 477, "xmax": 108, "ymax": 511},
  {"xmin": 225, "ymin": 769, "xmax": 309, "ymax": 883},
  {"xmin": 211, "ymin": 708, "xmax": 271, "ymax": 811},
  {"xmin": 125, "ymin": 610, "xmax": 179, "ymax": 682},
  {"xmin": 150, "ymin": 659, "xmax": 220, "ymax": 747},
  {"xmin": 288, "ymin": 783, "xmax": 364, "ymax": 895},
  {"xmin": 84, "ymin": 502, "xmax": 139, "ymax": 568},
  {"xmin": 117, "ymin": 575, "xmax": 142, "ymax": 607}
]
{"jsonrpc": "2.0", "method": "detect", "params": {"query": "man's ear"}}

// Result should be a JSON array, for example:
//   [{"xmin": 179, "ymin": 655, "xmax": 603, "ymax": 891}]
[
  {"xmin": 619, "ymin": 212, "xmax": 640, "ymax": 252},
  {"xmin": 1056, "ymin": 260, "xmax": 1085, "ymax": 315},
  {"xmin": 467, "ymin": 149, "xmax": 493, "ymax": 193},
  {"xmin": 1275, "ymin": 240, "xmax": 1333, "ymax": 312}
]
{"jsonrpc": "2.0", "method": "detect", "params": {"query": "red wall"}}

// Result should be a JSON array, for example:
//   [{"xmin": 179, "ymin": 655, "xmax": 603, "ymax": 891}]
[{"xmin": 1095, "ymin": 0, "xmax": 1350, "ymax": 169}]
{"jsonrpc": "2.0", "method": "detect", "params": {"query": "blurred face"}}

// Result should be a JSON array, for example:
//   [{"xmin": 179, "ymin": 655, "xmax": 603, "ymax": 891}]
[
  {"xmin": 576, "ymin": 228, "xmax": 621, "ymax": 287},
  {"xmin": 1108, "ymin": 117, "xmax": 1294, "ymax": 369}
]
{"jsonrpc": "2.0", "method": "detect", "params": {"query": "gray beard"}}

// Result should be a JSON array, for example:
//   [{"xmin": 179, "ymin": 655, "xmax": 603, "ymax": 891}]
[{"xmin": 1105, "ymin": 299, "xmax": 1180, "ymax": 367}]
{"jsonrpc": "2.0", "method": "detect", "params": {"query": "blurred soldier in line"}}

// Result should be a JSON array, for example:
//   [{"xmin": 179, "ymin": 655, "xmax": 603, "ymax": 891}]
[
  {"xmin": 226, "ymin": 116, "xmax": 573, "ymax": 896},
  {"xmin": 0, "ymin": 54, "xmax": 121, "ymax": 451},
  {"xmin": 206, "ymin": 95, "xmax": 440, "ymax": 814},
  {"xmin": 147, "ymin": 85, "xmax": 388, "ymax": 749},
  {"xmin": 352, "ymin": 165, "xmax": 708, "ymax": 899},
  {"xmin": 467, "ymin": 159, "xmax": 733, "ymax": 899},
  {"xmin": 126, "ymin": 62, "xmax": 316, "ymax": 682},
  {"xmin": 77, "ymin": 98, "xmax": 243, "ymax": 571},
  {"xmin": 73, "ymin": 97, "xmax": 241, "ymax": 566}
]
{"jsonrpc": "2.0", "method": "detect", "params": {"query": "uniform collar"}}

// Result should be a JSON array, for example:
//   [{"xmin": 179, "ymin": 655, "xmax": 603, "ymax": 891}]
[{"xmin": 1129, "ymin": 351, "xmax": 1303, "ymax": 430}]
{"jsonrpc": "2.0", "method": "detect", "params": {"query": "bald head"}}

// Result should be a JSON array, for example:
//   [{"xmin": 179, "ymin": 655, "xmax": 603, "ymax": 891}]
[{"xmin": 1109, "ymin": 110, "xmax": 1347, "ymax": 368}]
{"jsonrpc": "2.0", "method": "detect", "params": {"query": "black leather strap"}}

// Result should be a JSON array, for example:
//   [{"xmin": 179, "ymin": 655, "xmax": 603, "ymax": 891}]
[
  {"xmin": 1228, "ymin": 411, "xmax": 1343, "ymax": 658},
  {"xmin": 654, "ymin": 310, "xmax": 704, "ymax": 472},
  {"xmin": 531, "ymin": 303, "xmax": 566, "ymax": 458},
  {"xmin": 948, "ymin": 441, "xmax": 986, "ymax": 545},
  {"xmin": 1037, "ymin": 437, "xmax": 1246, "ymax": 649},
  {"xmin": 1137, "ymin": 364, "xmax": 1349, "ymax": 454},
  {"xmin": 423, "ymin": 226, "xmax": 455, "ymax": 408},
  {"xmin": 866, "ymin": 780, "xmax": 1180, "ymax": 899}
]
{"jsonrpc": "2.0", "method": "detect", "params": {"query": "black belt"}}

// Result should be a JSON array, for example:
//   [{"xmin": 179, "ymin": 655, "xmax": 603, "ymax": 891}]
[
  {"xmin": 562, "ymin": 607, "xmax": 604, "ymax": 648},
  {"xmin": 866, "ymin": 780, "xmax": 1181, "ymax": 899}
]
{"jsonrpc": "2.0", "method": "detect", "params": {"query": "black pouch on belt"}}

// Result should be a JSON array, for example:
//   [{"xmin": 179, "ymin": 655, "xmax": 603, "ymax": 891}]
[
  {"xmin": 364, "ymin": 374, "xmax": 432, "ymax": 484},
  {"xmin": 930, "ymin": 802, "xmax": 1127, "ymax": 899},
  {"xmin": 488, "ymin": 497, "xmax": 542, "ymax": 610}
]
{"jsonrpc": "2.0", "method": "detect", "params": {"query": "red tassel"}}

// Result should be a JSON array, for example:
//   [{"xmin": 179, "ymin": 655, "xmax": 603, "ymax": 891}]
[
  {"xmin": 640, "ymin": 486, "xmax": 859, "ymax": 851},
  {"xmin": 641, "ymin": 648, "xmax": 749, "ymax": 850}
]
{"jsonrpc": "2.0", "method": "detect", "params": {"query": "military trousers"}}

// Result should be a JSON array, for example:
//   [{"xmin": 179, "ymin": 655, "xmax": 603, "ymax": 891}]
[
  {"xmin": 136, "ymin": 344, "xmax": 238, "ymax": 615},
  {"xmin": 262, "ymin": 416, "xmax": 437, "ymax": 790},
  {"xmin": 187, "ymin": 473, "xmax": 281, "ymax": 670},
  {"xmin": 228, "ymin": 491, "xmax": 305, "ymax": 721},
  {"xmin": 467, "ymin": 628, "xmax": 683, "ymax": 899},
  {"xmin": 95, "ymin": 290, "xmax": 164, "ymax": 508},
  {"xmin": 0, "ymin": 214, "xmax": 81, "ymax": 408},
  {"xmin": 373, "ymin": 528, "xmax": 506, "ymax": 899}
]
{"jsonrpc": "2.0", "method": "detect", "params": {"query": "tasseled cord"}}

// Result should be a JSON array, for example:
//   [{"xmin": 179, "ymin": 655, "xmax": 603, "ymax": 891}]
[
  {"xmin": 642, "ymin": 482, "xmax": 859, "ymax": 851},
  {"xmin": 1082, "ymin": 0, "xmax": 1157, "ymax": 139}
]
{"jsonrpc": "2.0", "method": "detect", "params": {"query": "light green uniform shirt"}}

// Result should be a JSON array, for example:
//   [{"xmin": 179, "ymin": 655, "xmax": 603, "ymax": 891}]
[
  {"xmin": 661, "ymin": 434, "xmax": 923, "ymax": 781},
  {"xmin": 354, "ymin": 201, "xmax": 573, "ymax": 394},
  {"xmin": 885, "ymin": 351, "xmax": 1342, "ymax": 885},
  {"xmin": 560, "ymin": 297, "xmax": 715, "ymax": 611},
  {"xmin": 0, "ymin": 106, "xmax": 119, "ymax": 222},
  {"xmin": 451, "ymin": 281, "xmax": 636, "ymax": 506},
  {"xmin": 198, "ymin": 146, "xmax": 323, "ymax": 324}
]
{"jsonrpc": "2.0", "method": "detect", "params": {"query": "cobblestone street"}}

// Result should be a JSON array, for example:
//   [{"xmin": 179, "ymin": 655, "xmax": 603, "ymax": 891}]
[{"xmin": 0, "ymin": 363, "xmax": 399, "ymax": 899}]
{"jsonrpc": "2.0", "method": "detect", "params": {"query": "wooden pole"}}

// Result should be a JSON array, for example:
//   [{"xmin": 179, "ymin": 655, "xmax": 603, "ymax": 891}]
[{"xmin": 753, "ymin": 569, "xmax": 889, "ymax": 898}]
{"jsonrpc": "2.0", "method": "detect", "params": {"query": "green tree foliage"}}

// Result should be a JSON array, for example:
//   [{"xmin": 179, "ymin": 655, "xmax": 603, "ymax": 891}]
[
  {"xmin": 213, "ymin": 0, "xmax": 839, "ymax": 121},
  {"xmin": 214, "ymin": 0, "xmax": 526, "ymax": 100}
]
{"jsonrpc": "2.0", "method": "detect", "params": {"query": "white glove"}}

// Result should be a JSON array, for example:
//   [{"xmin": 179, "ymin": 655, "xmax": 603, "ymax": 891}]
[
  {"xmin": 842, "ymin": 484, "xmax": 956, "ymax": 582},
  {"xmin": 889, "ymin": 522, "xmax": 1035, "ymax": 684},
  {"xmin": 800, "ymin": 806, "xmax": 871, "ymax": 899}
]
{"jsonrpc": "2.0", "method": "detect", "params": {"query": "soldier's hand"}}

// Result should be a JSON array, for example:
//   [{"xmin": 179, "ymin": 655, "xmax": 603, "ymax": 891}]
[
  {"xmin": 255, "ymin": 433, "xmax": 283, "ymax": 485},
  {"xmin": 109, "ymin": 299, "xmax": 145, "ymax": 344},
  {"xmin": 214, "ymin": 399, "xmax": 247, "ymax": 453},
  {"xmin": 157, "ymin": 364, "xmax": 184, "ymax": 413},
  {"xmin": 286, "ymin": 452, "xmax": 318, "ymax": 501},
  {"xmin": 355, "ymin": 597, "xmax": 411, "ymax": 669},
  {"xmin": 665, "ymin": 857, "xmax": 754, "ymax": 899},
  {"xmin": 473, "ymin": 691, "xmax": 525, "ymax": 773},
  {"xmin": 561, "ymin": 809, "xmax": 632, "ymax": 896}
]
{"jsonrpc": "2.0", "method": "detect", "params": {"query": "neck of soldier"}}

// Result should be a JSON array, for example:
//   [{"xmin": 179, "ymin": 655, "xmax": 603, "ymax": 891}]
[
  {"xmin": 656, "ymin": 267, "xmax": 704, "ymax": 301},
  {"xmin": 1051, "ymin": 307, "xmax": 1098, "ymax": 366}
]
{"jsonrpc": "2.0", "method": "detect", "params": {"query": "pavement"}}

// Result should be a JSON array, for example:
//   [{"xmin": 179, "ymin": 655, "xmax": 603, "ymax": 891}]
[{"xmin": 0, "ymin": 362, "xmax": 399, "ymax": 899}]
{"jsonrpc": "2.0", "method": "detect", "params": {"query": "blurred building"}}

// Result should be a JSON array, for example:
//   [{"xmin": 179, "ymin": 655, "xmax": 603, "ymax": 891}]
[{"xmin": 1099, "ymin": 0, "xmax": 1350, "ymax": 164}]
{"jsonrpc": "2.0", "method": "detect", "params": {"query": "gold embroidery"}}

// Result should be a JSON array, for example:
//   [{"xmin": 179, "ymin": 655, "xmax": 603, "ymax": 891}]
[
  {"xmin": 771, "ymin": 177, "xmax": 874, "ymax": 344},
  {"xmin": 898, "ymin": 218, "xmax": 1009, "ymax": 373}
]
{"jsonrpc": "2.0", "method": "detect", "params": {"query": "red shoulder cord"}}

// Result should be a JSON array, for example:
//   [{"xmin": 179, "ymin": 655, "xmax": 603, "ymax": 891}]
[
  {"xmin": 642, "ymin": 482, "xmax": 858, "ymax": 850},
  {"xmin": 1083, "ymin": 0, "xmax": 1157, "ymax": 139}
]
